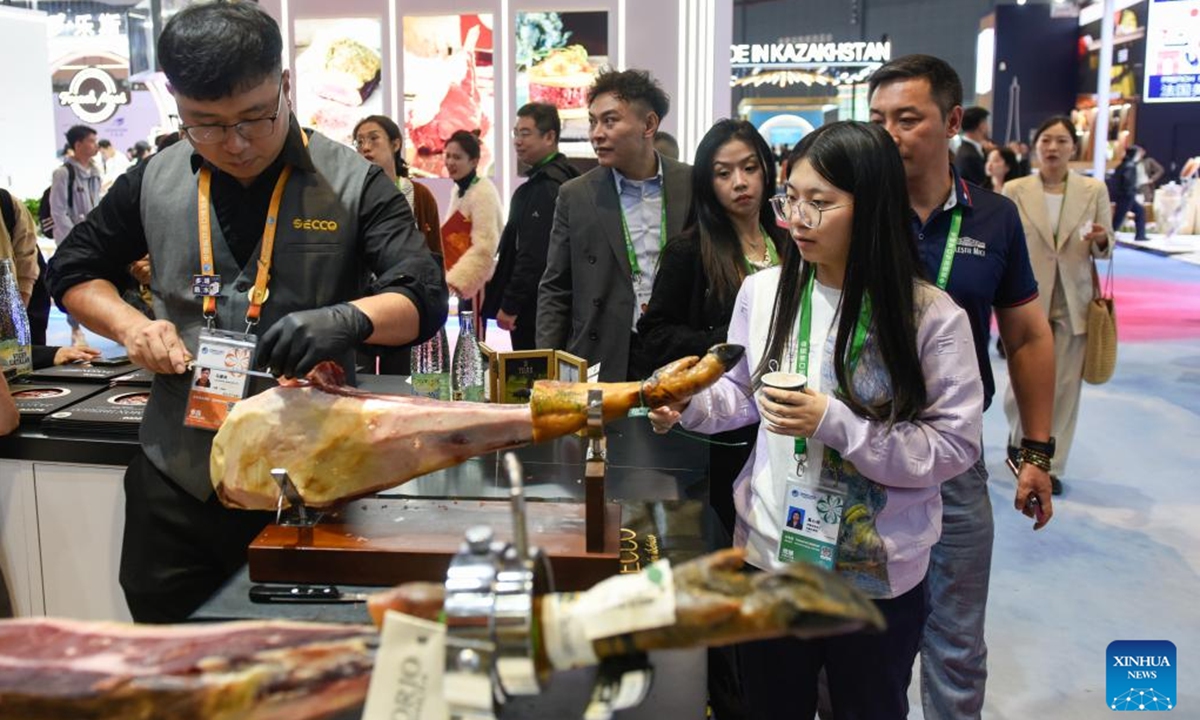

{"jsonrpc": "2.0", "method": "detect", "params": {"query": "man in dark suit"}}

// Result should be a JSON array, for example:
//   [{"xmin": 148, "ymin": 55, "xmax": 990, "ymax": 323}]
[
  {"xmin": 536, "ymin": 69, "xmax": 692, "ymax": 381},
  {"xmin": 955, "ymin": 106, "xmax": 989, "ymax": 187},
  {"xmin": 483, "ymin": 103, "xmax": 579, "ymax": 349}
]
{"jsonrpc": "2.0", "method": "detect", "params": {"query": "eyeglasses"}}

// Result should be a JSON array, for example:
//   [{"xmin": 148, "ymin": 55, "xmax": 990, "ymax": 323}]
[
  {"xmin": 770, "ymin": 195, "xmax": 852, "ymax": 229},
  {"xmin": 178, "ymin": 79, "xmax": 285, "ymax": 145},
  {"xmin": 353, "ymin": 132, "xmax": 385, "ymax": 149},
  {"xmin": 511, "ymin": 128, "xmax": 544, "ymax": 140}
]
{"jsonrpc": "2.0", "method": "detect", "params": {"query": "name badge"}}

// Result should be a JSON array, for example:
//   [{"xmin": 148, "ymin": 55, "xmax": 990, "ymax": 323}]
[
  {"xmin": 192, "ymin": 274, "xmax": 222, "ymax": 298},
  {"xmin": 184, "ymin": 329, "xmax": 257, "ymax": 431},
  {"xmin": 777, "ymin": 459, "xmax": 844, "ymax": 570}
]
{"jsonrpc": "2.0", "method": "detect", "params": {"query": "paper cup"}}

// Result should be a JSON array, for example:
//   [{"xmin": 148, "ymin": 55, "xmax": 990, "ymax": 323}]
[{"xmin": 761, "ymin": 371, "xmax": 808, "ymax": 400}]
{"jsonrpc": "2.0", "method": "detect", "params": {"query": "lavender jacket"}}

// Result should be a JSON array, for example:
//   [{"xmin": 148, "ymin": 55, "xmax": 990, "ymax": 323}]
[{"xmin": 680, "ymin": 268, "xmax": 984, "ymax": 598}]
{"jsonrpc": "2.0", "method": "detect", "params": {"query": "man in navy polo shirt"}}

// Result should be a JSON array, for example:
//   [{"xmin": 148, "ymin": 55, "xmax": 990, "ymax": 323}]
[{"xmin": 869, "ymin": 55, "xmax": 1056, "ymax": 720}]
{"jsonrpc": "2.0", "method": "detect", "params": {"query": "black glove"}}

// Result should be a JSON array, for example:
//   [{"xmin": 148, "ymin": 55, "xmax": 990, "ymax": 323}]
[{"xmin": 257, "ymin": 303, "xmax": 375, "ymax": 378}]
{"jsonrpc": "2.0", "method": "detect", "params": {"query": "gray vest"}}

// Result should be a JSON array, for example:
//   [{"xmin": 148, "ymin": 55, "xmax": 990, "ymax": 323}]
[{"xmin": 139, "ymin": 134, "xmax": 369, "ymax": 500}]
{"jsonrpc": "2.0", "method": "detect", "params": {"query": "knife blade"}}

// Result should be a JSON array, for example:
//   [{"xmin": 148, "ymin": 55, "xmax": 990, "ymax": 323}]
[{"xmin": 249, "ymin": 584, "xmax": 371, "ymax": 604}]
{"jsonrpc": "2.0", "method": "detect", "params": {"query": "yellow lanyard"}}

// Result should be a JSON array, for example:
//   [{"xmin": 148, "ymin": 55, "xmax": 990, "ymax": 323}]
[{"xmin": 196, "ymin": 164, "xmax": 293, "ymax": 330}]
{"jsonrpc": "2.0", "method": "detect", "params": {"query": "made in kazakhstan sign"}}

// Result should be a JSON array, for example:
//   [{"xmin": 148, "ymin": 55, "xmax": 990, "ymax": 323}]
[
  {"xmin": 1107, "ymin": 640, "xmax": 1177, "ymax": 712},
  {"xmin": 730, "ymin": 41, "xmax": 891, "ymax": 69}
]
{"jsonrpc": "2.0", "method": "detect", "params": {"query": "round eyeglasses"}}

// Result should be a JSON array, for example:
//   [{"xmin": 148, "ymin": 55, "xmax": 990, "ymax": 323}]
[{"xmin": 770, "ymin": 195, "xmax": 852, "ymax": 229}]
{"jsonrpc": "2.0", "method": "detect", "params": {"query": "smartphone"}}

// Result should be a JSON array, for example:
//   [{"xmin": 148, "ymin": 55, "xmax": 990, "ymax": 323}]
[{"xmin": 91, "ymin": 355, "xmax": 131, "ymax": 367}]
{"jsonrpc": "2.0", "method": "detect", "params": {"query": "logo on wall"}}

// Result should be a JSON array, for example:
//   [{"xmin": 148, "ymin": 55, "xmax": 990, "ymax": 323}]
[
  {"xmin": 1107, "ymin": 640, "xmax": 1176, "ymax": 712},
  {"xmin": 57, "ymin": 67, "xmax": 129, "ymax": 123}
]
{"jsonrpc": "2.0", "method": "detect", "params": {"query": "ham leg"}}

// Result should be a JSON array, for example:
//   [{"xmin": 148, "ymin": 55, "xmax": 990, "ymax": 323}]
[
  {"xmin": 0, "ymin": 618, "xmax": 376, "ymax": 720},
  {"xmin": 211, "ymin": 344, "xmax": 744, "ymax": 510}
]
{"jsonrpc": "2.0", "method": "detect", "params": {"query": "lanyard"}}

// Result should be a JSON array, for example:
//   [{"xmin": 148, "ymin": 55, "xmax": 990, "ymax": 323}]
[
  {"xmin": 618, "ymin": 181, "xmax": 667, "ymax": 280},
  {"xmin": 742, "ymin": 228, "xmax": 780, "ymax": 274},
  {"xmin": 935, "ymin": 207, "xmax": 963, "ymax": 290},
  {"xmin": 793, "ymin": 275, "xmax": 871, "ymax": 457},
  {"xmin": 197, "ymin": 164, "xmax": 293, "ymax": 330}
]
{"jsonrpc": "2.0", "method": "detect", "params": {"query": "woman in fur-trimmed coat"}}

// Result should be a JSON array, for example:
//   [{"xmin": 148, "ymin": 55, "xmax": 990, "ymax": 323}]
[{"xmin": 442, "ymin": 130, "xmax": 503, "ymax": 339}]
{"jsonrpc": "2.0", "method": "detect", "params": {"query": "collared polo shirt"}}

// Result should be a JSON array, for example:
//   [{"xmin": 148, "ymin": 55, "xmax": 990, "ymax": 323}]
[{"xmin": 911, "ymin": 168, "xmax": 1038, "ymax": 408}]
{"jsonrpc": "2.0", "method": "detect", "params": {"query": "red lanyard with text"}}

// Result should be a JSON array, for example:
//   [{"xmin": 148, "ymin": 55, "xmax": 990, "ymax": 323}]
[
  {"xmin": 793, "ymin": 275, "xmax": 871, "ymax": 459},
  {"xmin": 935, "ymin": 207, "xmax": 963, "ymax": 290},
  {"xmin": 197, "ymin": 164, "xmax": 293, "ymax": 331},
  {"xmin": 618, "ymin": 181, "xmax": 667, "ymax": 280}
]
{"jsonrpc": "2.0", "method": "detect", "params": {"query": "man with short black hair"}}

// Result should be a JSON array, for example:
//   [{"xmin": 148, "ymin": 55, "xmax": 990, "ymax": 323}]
[
  {"xmin": 956, "ymin": 106, "xmax": 990, "ymax": 187},
  {"xmin": 868, "ymin": 54, "xmax": 1055, "ymax": 720},
  {"xmin": 537, "ymin": 69, "xmax": 692, "ymax": 380},
  {"xmin": 50, "ymin": 125, "xmax": 102, "ymax": 239},
  {"xmin": 47, "ymin": 1, "xmax": 447, "ymax": 623},
  {"xmin": 50, "ymin": 124, "xmax": 102, "ymax": 346},
  {"xmin": 483, "ymin": 102, "xmax": 578, "ymax": 350}
]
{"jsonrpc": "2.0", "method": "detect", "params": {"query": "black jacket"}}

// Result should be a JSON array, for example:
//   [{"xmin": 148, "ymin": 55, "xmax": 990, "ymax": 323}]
[
  {"xmin": 483, "ymin": 153, "xmax": 578, "ymax": 321},
  {"xmin": 955, "ymin": 141, "xmax": 988, "ymax": 188},
  {"xmin": 636, "ymin": 230, "xmax": 735, "ymax": 369}
]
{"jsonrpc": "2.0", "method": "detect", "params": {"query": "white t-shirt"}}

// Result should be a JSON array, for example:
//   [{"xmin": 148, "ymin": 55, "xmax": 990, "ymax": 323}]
[
  {"xmin": 1044, "ymin": 192, "xmax": 1065, "ymax": 242},
  {"xmin": 751, "ymin": 278, "xmax": 841, "ymax": 569}
]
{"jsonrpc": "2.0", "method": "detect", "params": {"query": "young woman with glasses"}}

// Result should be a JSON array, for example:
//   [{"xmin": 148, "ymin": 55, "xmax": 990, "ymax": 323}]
[
  {"xmin": 649, "ymin": 121, "xmax": 983, "ymax": 717},
  {"xmin": 353, "ymin": 115, "xmax": 441, "ymax": 256}
]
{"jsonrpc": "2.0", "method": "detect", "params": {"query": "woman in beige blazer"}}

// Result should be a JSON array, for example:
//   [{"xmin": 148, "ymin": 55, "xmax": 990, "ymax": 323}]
[{"xmin": 1001, "ymin": 116, "xmax": 1112, "ymax": 494}]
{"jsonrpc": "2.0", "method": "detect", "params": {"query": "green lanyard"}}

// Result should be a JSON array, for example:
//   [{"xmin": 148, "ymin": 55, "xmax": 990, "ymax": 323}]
[
  {"xmin": 618, "ymin": 181, "xmax": 667, "ymax": 279},
  {"xmin": 793, "ymin": 276, "xmax": 872, "ymax": 457},
  {"xmin": 742, "ymin": 229, "xmax": 781, "ymax": 274},
  {"xmin": 935, "ymin": 207, "xmax": 963, "ymax": 290}
]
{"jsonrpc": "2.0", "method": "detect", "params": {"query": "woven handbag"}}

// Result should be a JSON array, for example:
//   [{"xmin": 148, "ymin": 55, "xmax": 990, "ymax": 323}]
[{"xmin": 1082, "ymin": 255, "xmax": 1117, "ymax": 384}]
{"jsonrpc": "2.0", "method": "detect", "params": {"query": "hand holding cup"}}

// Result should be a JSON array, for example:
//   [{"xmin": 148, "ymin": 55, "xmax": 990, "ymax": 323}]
[{"xmin": 758, "ymin": 372, "xmax": 827, "ymax": 437}]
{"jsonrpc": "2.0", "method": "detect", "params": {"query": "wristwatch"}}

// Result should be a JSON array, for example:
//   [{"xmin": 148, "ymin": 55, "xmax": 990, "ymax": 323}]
[{"xmin": 1019, "ymin": 437, "xmax": 1056, "ymax": 457}]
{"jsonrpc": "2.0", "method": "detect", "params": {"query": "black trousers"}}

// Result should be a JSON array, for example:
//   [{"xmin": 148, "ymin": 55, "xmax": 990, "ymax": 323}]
[
  {"xmin": 119, "ymin": 450, "xmax": 273, "ymax": 623},
  {"xmin": 508, "ymin": 312, "xmax": 537, "ymax": 351},
  {"xmin": 738, "ymin": 578, "xmax": 928, "ymax": 720}
]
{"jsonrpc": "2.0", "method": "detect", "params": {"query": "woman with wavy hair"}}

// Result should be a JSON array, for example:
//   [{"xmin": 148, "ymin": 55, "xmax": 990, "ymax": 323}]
[
  {"xmin": 638, "ymin": 118, "xmax": 789, "ymax": 535},
  {"xmin": 650, "ymin": 121, "xmax": 983, "ymax": 717}
]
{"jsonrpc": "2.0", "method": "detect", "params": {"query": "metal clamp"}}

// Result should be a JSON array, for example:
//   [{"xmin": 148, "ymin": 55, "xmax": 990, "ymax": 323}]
[
  {"xmin": 442, "ymin": 453, "xmax": 552, "ymax": 719},
  {"xmin": 270, "ymin": 468, "xmax": 318, "ymax": 527}
]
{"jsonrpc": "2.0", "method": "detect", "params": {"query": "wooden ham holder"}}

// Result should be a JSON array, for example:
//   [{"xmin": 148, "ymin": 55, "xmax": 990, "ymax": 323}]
[{"xmin": 247, "ymin": 391, "xmax": 621, "ymax": 591}]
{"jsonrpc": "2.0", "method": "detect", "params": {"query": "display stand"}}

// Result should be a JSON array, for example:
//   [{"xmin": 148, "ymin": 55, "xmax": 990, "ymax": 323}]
[{"xmin": 247, "ymin": 409, "xmax": 623, "ymax": 590}]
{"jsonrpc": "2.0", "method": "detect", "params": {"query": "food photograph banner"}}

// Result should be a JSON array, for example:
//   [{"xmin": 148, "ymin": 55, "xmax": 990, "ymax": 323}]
[
  {"xmin": 293, "ymin": 17, "xmax": 384, "ymax": 146},
  {"xmin": 514, "ymin": 11, "xmax": 608, "ymax": 159},
  {"xmin": 402, "ymin": 13, "xmax": 495, "ymax": 178}
]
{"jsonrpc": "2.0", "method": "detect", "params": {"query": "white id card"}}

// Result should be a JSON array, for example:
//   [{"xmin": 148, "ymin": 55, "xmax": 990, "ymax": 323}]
[
  {"xmin": 777, "ymin": 465, "xmax": 844, "ymax": 570},
  {"xmin": 184, "ymin": 329, "xmax": 257, "ymax": 431}
]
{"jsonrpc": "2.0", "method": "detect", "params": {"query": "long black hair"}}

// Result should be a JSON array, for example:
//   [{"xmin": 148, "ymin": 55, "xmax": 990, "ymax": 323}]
[
  {"xmin": 687, "ymin": 119, "xmax": 791, "ymax": 306},
  {"xmin": 755, "ymin": 121, "xmax": 926, "ymax": 423},
  {"xmin": 353, "ymin": 115, "xmax": 409, "ymax": 178}
]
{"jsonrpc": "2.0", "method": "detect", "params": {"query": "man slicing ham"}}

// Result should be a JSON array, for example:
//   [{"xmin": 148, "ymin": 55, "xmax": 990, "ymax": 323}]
[{"xmin": 45, "ymin": 2, "xmax": 448, "ymax": 624}]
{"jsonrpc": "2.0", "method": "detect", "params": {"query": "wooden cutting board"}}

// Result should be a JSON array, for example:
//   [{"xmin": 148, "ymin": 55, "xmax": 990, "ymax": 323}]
[{"xmin": 248, "ymin": 497, "xmax": 622, "ymax": 590}]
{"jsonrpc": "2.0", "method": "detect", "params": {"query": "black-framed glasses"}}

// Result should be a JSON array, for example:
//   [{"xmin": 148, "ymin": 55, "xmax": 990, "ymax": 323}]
[
  {"xmin": 178, "ymin": 79, "xmax": 285, "ymax": 145},
  {"xmin": 511, "ymin": 128, "xmax": 544, "ymax": 140},
  {"xmin": 770, "ymin": 194, "xmax": 852, "ymax": 229}
]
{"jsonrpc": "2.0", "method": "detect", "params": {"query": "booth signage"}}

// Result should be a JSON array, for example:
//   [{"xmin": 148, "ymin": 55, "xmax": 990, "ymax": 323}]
[
  {"xmin": 730, "ymin": 41, "xmax": 891, "ymax": 67},
  {"xmin": 58, "ymin": 67, "xmax": 129, "ymax": 123}
]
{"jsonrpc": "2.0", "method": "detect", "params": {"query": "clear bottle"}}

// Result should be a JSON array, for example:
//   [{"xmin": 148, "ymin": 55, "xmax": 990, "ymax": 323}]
[
  {"xmin": 409, "ymin": 325, "xmax": 450, "ymax": 400},
  {"xmin": 451, "ymin": 311, "xmax": 485, "ymax": 402},
  {"xmin": 0, "ymin": 259, "xmax": 32, "ymax": 379}
]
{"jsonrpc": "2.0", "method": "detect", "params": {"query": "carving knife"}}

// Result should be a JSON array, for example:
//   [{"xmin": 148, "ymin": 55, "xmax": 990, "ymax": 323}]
[{"xmin": 249, "ymin": 584, "xmax": 371, "ymax": 604}]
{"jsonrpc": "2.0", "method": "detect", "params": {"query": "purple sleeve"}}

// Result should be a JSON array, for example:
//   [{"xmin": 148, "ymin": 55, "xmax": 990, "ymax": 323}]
[
  {"xmin": 679, "ymin": 275, "xmax": 760, "ymax": 434},
  {"xmin": 811, "ymin": 294, "xmax": 984, "ymax": 488},
  {"xmin": 994, "ymin": 198, "xmax": 1039, "ymax": 308}
]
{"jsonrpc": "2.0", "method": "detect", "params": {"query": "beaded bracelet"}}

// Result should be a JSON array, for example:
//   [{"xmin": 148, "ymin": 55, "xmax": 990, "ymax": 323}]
[{"xmin": 1018, "ymin": 447, "xmax": 1052, "ymax": 472}]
